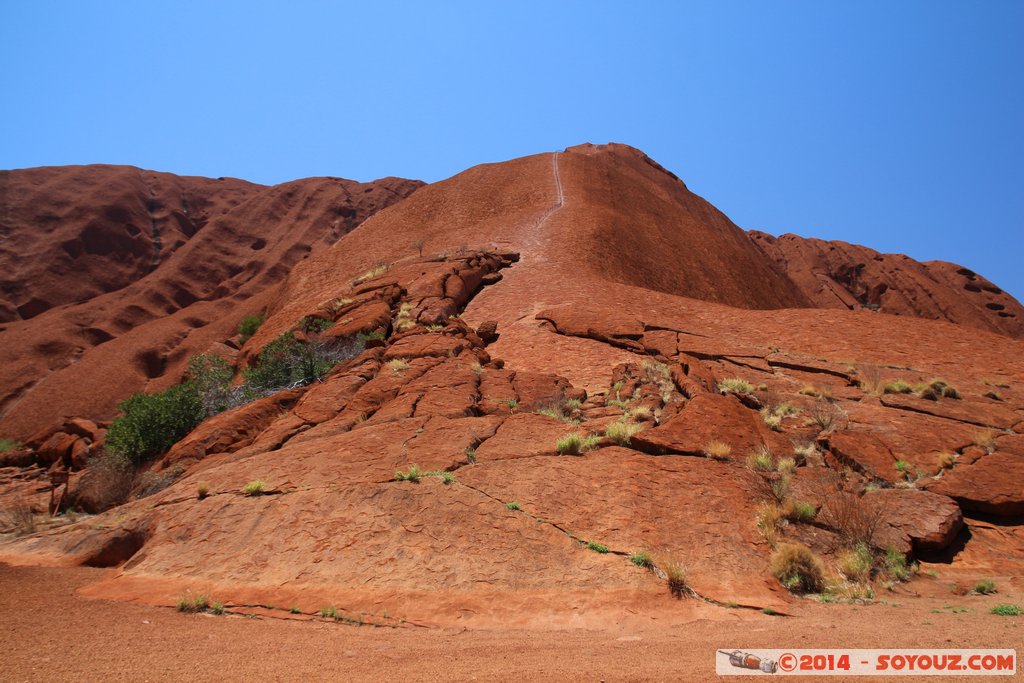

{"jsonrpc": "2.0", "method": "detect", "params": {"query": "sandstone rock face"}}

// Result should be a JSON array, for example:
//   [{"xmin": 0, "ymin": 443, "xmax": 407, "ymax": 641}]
[
  {"xmin": 1, "ymin": 144, "xmax": 1022, "ymax": 627},
  {"xmin": 868, "ymin": 488, "xmax": 964, "ymax": 554},
  {"xmin": 750, "ymin": 231, "xmax": 1024, "ymax": 338},
  {"xmin": 0, "ymin": 167, "xmax": 422, "ymax": 439}
]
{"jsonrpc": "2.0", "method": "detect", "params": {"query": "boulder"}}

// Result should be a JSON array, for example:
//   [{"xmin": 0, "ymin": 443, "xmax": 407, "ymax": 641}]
[{"xmin": 867, "ymin": 488, "xmax": 963, "ymax": 554}]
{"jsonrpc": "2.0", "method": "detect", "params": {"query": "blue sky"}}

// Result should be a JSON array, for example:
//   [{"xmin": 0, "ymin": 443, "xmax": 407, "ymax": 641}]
[{"xmin": 2, "ymin": 1, "xmax": 1022, "ymax": 299}]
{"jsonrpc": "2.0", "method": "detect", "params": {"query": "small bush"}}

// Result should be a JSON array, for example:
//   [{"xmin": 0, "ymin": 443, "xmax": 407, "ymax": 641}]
[
  {"xmin": 756, "ymin": 502, "xmax": 782, "ymax": 546},
  {"xmin": 770, "ymin": 543, "xmax": 825, "ymax": 594},
  {"xmin": 71, "ymin": 451, "xmax": 134, "ymax": 512},
  {"xmin": 760, "ymin": 409, "xmax": 783, "ymax": 432},
  {"xmin": 586, "ymin": 541, "xmax": 609, "ymax": 554},
  {"xmin": 289, "ymin": 605, "xmax": 302, "ymax": 614},
  {"xmin": 818, "ymin": 486, "xmax": 886, "ymax": 547},
  {"xmin": 465, "ymin": 447, "xmax": 477, "ymax": 463},
  {"xmin": 770, "ymin": 474, "xmax": 791, "ymax": 503},
  {"xmin": 243, "ymin": 332, "xmax": 351, "ymax": 392},
  {"xmin": 936, "ymin": 451, "xmax": 956, "ymax": 470},
  {"xmin": 556, "ymin": 432, "xmax": 600, "ymax": 455},
  {"xmin": 536, "ymin": 405, "xmax": 576, "ymax": 423},
  {"xmin": 210, "ymin": 602, "xmax": 225, "ymax": 615},
  {"xmin": 106, "ymin": 383, "xmax": 205, "ymax": 463},
  {"xmin": 793, "ymin": 441, "xmax": 818, "ymax": 462},
  {"xmin": 664, "ymin": 562, "xmax": 688, "ymax": 597},
  {"xmin": 300, "ymin": 316, "xmax": 334, "ymax": 334},
  {"xmin": 0, "ymin": 438, "xmax": 21, "ymax": 452},
  {"xmin": 703, "ymin": 440, "xmax": 732, "ymax": 460},
  {"xmin": 718, "ymin": 378, "xmax": 753, "ymax": 395},
  {"xmin": 974, "ymin": 579, "xmax": 996, "ymax": 595},
  {"xmin": 804, "ymin": 400, "xmax": 843, "ymax": 432},
  {"xmin": 883, "ymin": 380, "xmax": 913, "ymax": 395},
  {"xmin": 394, "ymin": 465, "xmax": 422, "ymax": 482},
  {"xmin": 972, "ymin": 430, "xmax": 997, "ymax": 453},
  {"xmin": 425, "ymin": 470, "xmax": 456, "ymax": 485},
  {"xmin": 991, "ymin": 604, "xmax": 1021, "ymax": 616},
  {"xmin": 196, "ymin": 482, "xmax": 211, "ymax": 500},
  {"xmin": 177, "ymin": 594, "xmax": 211, "ymax": 613},
  {"xmin": 238, "ymin": 314, "xmax": 264, "ymax": 343},
  {"xmin": 837, "ymin": 542, "xmax": 874, "ymax": 583},
  {"xmin": 505, "ymin": 502, "xmax": 521, "ymax": 511},
  {"xmin": 776, "ymin": 457, "xmax": 796, "ymax": 474},
  {"xmin": 564, "ymin": 398, "xmax": 583, "ymax": 410},
  {"xmin": 604, "ymin": 420, "xmax": 642, "ymax": 445},
  {"xmin": 630, "ymin": 551, "xmax": 654, "ymax": 569},
  {"xmin": 242, "ymin": 480, "xmax": 266, "ymax": 496},
  {"xmin": 784, "ymin": 499, "xmax": 817, "ymax": 522},
  {"xmin": 884, "ymin": 546, "xmax": 911, "ymax": 582},
  {"xmin": 894, "ymin": 459, "xmax": 911, "ymax": 474},
  {"xmin": 747, "ymin": 446, "xmax": 775, "ymax": 472}
]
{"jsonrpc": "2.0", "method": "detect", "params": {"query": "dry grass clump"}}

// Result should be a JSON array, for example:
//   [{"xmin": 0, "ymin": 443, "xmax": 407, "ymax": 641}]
[
  {"xmin": 604, "ymin": 420, "xmax": 643, "ymax": 446},
  {"xmin": 882, "ymin": 380, "xmax": 913, "ymax": 395},
  {"xmin": 663, "ymin": 561, "xmax": 689, "ymax": 598},
  {"xmin": 746, "ymin": 445, "xmax": 775, "ymax": 472},
  {"xmin": 770, "ymin": 542, "xmax": 825, "ymax": 594},
  {"xmin": 556, "ymin": 432, "xmax": 601, "ymax": 455},
  {"xmin": 854, "ymin": 364, "xmax": 885, "ymax": 395},
  {"xmin": 836, "ymin": 542, "xmax": 874, "ymax": 583},
  {"xmin": 756, "ymin": 502, "xmax": 783, "ymax": 547},
  {"xmin": 242, "ymin": 480, "xmax": 267, "ymax": 496},
  {"xmin": 352, "ymin": 263, "xmax": 390, "ymax": 286},
  {"xmin": 917, "ymin": 379, "xmax": 960, "ymax": 401},
  {"xmin": 936, "ymin": 451, "xmax": 957, "ymax": 470},
  {"xmin": 760, "ymin": 408, "xmax": 782, "ymax": 431},
  {"xmin": 816, "ymin": 483, "xmax": 887, "ymax": 547},
  {"xmin": 196, "ymin": 482, "xmax": 211, "ymax": 500},
  {"xmin": 782, "ymin": 499, "xmax": 817, "ymax": 522},
  {"xmin": 718, "ymin": 378, "xmax": 754, "ymax": 395},
  {"xmin": 0, "ymin": 500, "xmax": 37, "ymax": 536},
  {"xmin": 804, "ymin": 400, "xmax": 844, "ymax": 433},
  {"xmin": 971, "ymin": 430, "xmax": 997, "ymax": 453},
  {"xmin": 703, "ymin": 440, "xmax": 732, "ymax": 460},
  {"xmin": 386, "ymin": 358, "xmax": 412, "ymax": 374},
  {"xmin": 798, "ymin": 385, "xmax": 833, "ymax": 400},
  {"xmin": 392, "ymin": 302, "xmax": 417, "ymax": 332}
]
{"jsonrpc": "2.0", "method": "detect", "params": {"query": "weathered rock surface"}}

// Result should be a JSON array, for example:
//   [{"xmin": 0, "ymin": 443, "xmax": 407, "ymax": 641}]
[{"xmin": 1, "ymin": 143, "xmax": 1022, "ymax": 626}]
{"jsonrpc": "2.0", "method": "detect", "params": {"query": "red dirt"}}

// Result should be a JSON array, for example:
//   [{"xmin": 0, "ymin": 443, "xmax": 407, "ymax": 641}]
[
  {"xmin": 1, "ymin": 143, "xmax": 1022, "ymax": 679},
  {"xmin": 0, "ymin": 564, "xmax": 1020, "ymax": 682}
]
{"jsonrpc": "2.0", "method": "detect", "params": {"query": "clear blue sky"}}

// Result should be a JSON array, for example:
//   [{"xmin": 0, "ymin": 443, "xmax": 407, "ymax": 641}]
[{"xmin": 2, "ymin": 1, "xmax": 1022, "ymax": 300}]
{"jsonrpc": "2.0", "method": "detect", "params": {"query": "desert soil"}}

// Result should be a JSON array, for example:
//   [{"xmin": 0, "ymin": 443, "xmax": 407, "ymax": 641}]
[{"xmin": 1, "ymin": 564, "xmax": 1019, "ymax": 682}]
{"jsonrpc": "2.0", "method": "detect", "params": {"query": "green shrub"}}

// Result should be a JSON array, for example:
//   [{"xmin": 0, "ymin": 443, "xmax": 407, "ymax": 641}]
[
  {"xmin": 894, "ymin": 459, "xmax": 911, "ymax": 474},
  {"xmin": 884, "ymin": 546, "xmax": 911, "ymax": 581},
  {"xmin": 747, "ymin": 446, "xmax": 775, "ymax": 472},
  {"xmin": 586, "ymin": 541, "xmax": 609, "ymax": 554},
  {"xmin": 176, "ymin": 594, "xmax": 211, "ymax": 613},
  {"xmin": 242, "ymin": 480, "xmax": 266, "ymax": 496},
  {"xmin": 394, "ymin": 465, "xmax": 422, "ymax": 482},
  {"xmin": 883, "ymin": 380, "xmax": 913, "ymax": 394},
  {"xmin": 770, "ymin": 543, "xmax": 825, "ymax": 594},
  {"xmin": 505, "ymin": 502, "xmax": 521, "ymax": 511},
  {"xmin": 106, "ymin": 383, "xmax": 205, "ymax": 463},
  {"xmin": 630, "ymin": 551, "xmax": 654, "ymax": 569},
  {"xmin": 991, "ymin": 604, "xmax": 1021, "ymax": 616},
  {"xmin": 974, "ymin": 579, "xmax": 996, "ymax": 595},
  {"xmin": 187, "ymin": 354, "xmax": 234, "ymax": 417},
  {"xmin": 238, "ymin": 314, "xmax": 264, "ymax": 343},
  {"xmin": 0, "ymin": 438, "xmax": 20, "ymax": 452},
  {"xmin": 604, "ymin": 420, "xmax": 642, "ymax": 445},
  {"xmin": 837, "ymin": 542, "xmax": 874, "ymax": 583},
  {"xmin": 556, "ymin": 432, "xmax": 600, "ymax": 455},
  {"xmin": 243, "ymin": 332, "xmax": 356, "ymax": 392},
  {"xmin": 785, "ymin": 499, "xmax": 817, "ymax": 522},
  {"xmin": 300, "ymin": 316, "xmax": 334, "ymax": 334}
]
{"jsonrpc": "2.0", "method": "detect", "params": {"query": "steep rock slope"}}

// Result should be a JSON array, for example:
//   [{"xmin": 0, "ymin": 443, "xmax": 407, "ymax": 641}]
[
  {"xmin": 750, "ymin": 231, "xmax": 1024, "ymax": 338},
  {"xmin": 0, "ymin": 168, "xmax": 422, "ymax": 439}
]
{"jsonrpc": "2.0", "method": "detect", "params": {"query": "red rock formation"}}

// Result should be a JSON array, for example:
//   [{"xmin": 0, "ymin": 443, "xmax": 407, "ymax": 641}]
[
  {"xmin": 0, "ymin": 167, "xmax": 422, "ymax": 439},
  {"xmin": 749, "ymin": 231, "xmax": 1024, "ymax": 338},
  {"xmin": 1, "ymin": 144, "xmax": 1022, "ymax": 628}
]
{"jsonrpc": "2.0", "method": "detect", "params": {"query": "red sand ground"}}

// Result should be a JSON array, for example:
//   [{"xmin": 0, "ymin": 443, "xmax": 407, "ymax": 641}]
[{"xmin": 0, "ymin": 564, "xmax": 1020, "ymax": 682}]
